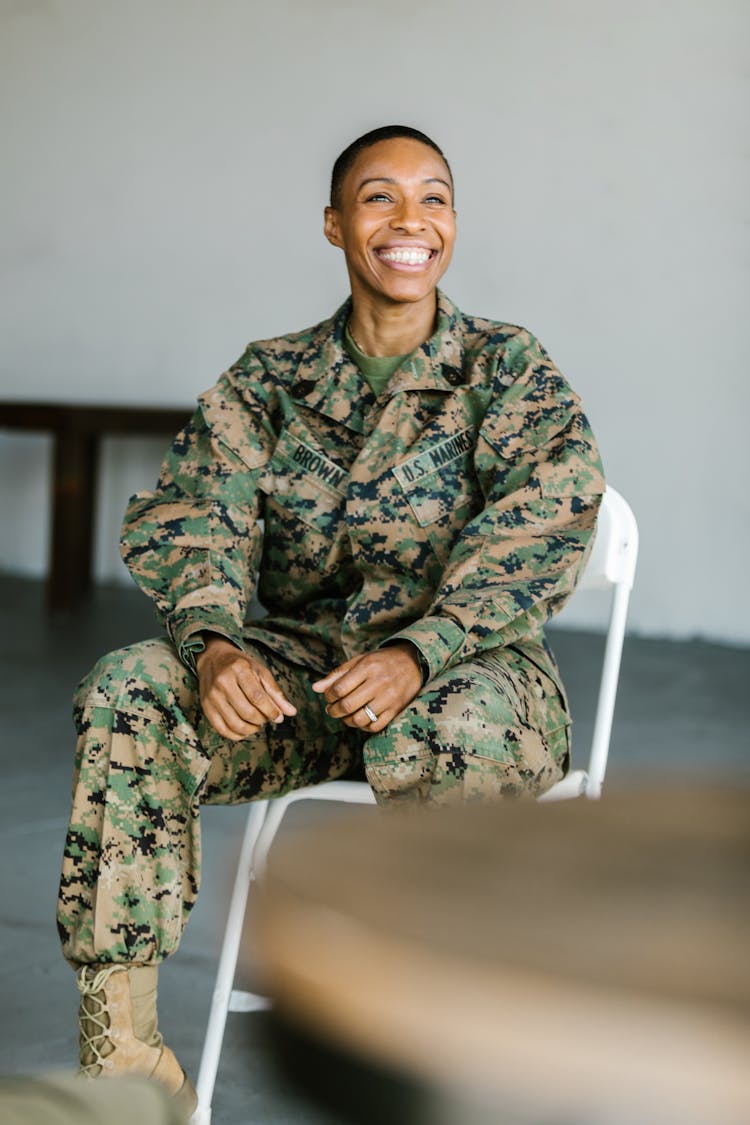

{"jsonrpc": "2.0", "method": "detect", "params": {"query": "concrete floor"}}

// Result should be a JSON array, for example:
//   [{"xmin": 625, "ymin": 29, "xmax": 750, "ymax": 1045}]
[{"xmin": 0, "ymin": 573, "xmax": 748, "ymax": 1123}]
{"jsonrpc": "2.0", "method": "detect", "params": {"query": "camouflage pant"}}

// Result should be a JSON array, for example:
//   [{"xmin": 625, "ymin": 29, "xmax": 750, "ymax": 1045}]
[{"xmin": 58, "ymin": 635, "xmax": 568, "ymax": 967}]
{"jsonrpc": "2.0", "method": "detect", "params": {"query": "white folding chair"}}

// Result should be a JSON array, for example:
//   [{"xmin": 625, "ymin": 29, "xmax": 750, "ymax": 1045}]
[
  {"xmin": 192, "ymin": 485, "xmax": 638, "ymax": 1124},
  {"xmin": 538, "ymin": 485, "xmax": 639, "ymax": 801}
]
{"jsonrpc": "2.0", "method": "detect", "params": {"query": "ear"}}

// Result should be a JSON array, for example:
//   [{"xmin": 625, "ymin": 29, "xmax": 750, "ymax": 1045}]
[{"xmin": 324, "ymin": 206, "xmax": 343, "ymax": 248}]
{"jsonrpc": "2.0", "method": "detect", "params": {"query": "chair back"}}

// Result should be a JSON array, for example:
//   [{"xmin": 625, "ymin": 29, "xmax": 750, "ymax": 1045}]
[
  {"xmin": 540, "ymin": 485, "xmax": 639, "ymax": 801},
  {"xmin": 578, "ymin": 486, "xmax": 639, "ymax": 593}
]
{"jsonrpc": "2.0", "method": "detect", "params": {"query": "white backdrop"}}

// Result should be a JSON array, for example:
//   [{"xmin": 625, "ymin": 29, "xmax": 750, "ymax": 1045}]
[{"xmin": 1, "ymin": 0, "xmax": 749, "ymax": 643}]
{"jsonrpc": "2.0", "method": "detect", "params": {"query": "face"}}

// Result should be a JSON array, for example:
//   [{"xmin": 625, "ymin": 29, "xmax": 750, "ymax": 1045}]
[{"xmin": 324, "ymin": 137, "xmax": 456, "ymax": 309}]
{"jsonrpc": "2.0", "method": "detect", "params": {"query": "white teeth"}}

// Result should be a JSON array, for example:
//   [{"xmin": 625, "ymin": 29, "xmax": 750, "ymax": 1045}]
[{"xmin": 378, "ymin": 247, "xmax": 432, "ymax": 264}]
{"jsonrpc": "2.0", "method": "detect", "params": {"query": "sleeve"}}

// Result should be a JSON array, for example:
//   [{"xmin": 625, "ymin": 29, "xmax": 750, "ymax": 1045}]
[
  {"xmin": 387, "ymin": 332, "xmax": 605, "ymax": 683},
  {"xmin": 119, "ymin": 369, "xmax": 274, "ymax": 669}
]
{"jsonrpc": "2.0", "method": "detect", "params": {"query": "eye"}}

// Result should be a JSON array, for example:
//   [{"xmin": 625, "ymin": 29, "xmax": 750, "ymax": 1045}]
[
  {"xmin": 365, "ymin": 192, "xmax": 392, "ymax": 203},
  {"xmin": 424, "ymin": 194, "xmax": 448, "ymax": 206}
]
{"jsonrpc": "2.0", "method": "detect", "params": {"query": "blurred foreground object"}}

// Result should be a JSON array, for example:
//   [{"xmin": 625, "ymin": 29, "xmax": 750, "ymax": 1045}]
[
  {"xmin": 0, "ymin": 1072, "xmax": 187, "ymax": 1125},
  {"xmin": 254, "ymin": 789, "xmax": 750, "ymax": 1125}
]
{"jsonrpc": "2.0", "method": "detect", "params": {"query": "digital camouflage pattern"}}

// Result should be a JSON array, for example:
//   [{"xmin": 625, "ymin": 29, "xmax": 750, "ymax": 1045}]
[
  {"xmin": 59, "ymin": 638, "xmax": 568, "ymax": 965},
  {"xmin": 58, "ymin": 290, "xmax": 604, "ymax": 965},
  {"xmin": 58, "ymin": 638, "xmax": 360, "ymax": 965},
  {"xmin": 121, "ymin": 290, "xmax": 604, "ymax": 680}
]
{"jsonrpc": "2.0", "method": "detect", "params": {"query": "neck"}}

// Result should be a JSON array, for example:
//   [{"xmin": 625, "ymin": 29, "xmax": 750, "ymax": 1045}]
[{"xmin": 348, "ymin": 292, "xmax": 438, "ymax": 357}]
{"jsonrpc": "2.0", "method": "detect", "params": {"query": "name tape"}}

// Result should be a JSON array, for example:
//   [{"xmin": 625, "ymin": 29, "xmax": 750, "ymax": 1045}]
[
  {"xmin": 392, "ymin": 427, "xmax": 475, "ymax": 488},
  {"xmin": 287, "ymin": 437, "xmax": 347, "ymax": 494}
]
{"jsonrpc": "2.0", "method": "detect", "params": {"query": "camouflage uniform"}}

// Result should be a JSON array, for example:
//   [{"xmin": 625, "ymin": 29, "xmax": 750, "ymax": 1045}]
[{"xmin": 58, "ymin": 291, "xmax": 604, "ymax": 965}]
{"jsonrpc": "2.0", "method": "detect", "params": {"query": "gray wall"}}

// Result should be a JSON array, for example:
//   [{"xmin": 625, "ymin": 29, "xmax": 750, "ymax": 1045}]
[{"xmin": 2, "ymin": 0, "xmax": 749, "ymax": 643}]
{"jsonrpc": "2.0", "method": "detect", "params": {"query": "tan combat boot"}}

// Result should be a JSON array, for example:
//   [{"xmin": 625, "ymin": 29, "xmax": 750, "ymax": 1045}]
[{"xmin": 77, "ymin": 964, "xmax": 197, "ymax": 1115}]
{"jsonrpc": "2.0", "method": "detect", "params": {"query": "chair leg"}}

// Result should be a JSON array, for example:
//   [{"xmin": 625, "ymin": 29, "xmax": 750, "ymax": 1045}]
[
  {"xmin": 193, "ymin": 781, "xmax": 376, "ymax": 1122},
  {"xmin": 193, "ymin": 801, "xmax": 269, "ymax": 1124},
  {"xmin": 586, "ymin": 582, "xmax": 631, "ymax": 799},
  {"xmin": 252, "ymin": 793, "xmax": 298, "ymax": 878},
  {"xmin": 252, "ymin": 781, "xmax": 378, "ymax": 877}
]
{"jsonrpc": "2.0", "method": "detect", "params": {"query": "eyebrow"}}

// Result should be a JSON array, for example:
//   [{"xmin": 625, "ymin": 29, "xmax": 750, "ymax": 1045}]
[{"xmin": 357, "ymin": 176, "xmax": 452, "ymax": 192}]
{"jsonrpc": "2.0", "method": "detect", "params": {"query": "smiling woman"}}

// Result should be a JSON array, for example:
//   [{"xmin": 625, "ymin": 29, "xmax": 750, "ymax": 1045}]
[
  {"xmin": 324, "ymin": 128, "xmax": 456, "ymax": 355},
  {"xmin": 56, "ymin": 124, "xmax": 605, "ymax": 1103}
]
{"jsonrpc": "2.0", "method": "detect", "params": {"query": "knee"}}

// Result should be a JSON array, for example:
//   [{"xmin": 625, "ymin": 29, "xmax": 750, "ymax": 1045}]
[
  {"xmin": 363, "ymin": 668, "xmax": 485, "ymax": 802},
  {"xmin": 73, "ymin": 639, "xmax": 191, "ymax": 723},
  {"xmin": 364, "ymin": 701, "xmax": 490, "ymax": 804},
  {"xmin": 363, "ymin": 673, "xmax": 566, "ymax": 804},
  {"xmin": 363, "ymin": 710, "xmax": 436, "ymax": 803},
  {"xmin": 71, "ymin": 640, "xmax": 206, "ymax": 796}
]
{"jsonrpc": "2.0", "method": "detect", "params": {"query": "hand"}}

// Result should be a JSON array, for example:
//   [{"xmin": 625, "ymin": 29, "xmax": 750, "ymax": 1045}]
[
  {"xmin": 196, "ymin": 636, "xmax": 297, "ymax": 741},
  {"xmin": 312, "ymin": 642, "xmax": 423, "ymax": 733}
]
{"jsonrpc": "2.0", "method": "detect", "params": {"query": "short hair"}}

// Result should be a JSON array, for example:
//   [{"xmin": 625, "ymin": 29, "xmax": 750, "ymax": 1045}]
[{"xmin": 329, "ymin": 125, "xmax": 453, "ymax": 209}]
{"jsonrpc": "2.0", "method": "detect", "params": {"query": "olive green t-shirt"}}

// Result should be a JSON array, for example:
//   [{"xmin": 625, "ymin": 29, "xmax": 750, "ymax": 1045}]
[{"xmin": 343, "ymin": 321, "xmax": 410, "ymax": 397}]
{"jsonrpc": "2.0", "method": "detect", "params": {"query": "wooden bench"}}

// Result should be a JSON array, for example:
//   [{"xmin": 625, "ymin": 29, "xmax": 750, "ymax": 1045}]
[{"xmin": 0, "ymin": 402, "xmax": 191, "ymax": 611}]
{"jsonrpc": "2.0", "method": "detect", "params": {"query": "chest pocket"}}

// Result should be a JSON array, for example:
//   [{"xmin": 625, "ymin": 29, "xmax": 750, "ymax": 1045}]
[
  {"xmin": 259, "ymin": 429, "xmax": 347, "ymax": 537},
  {"xmin": 392, "ymin": 429, "xmax": 482, "ymax": 566}
]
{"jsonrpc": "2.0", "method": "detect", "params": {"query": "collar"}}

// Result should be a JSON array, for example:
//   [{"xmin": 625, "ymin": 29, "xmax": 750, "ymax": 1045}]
[{"xmin": 290, "ymin": 289, "xmax": 467, "ymax": 434}]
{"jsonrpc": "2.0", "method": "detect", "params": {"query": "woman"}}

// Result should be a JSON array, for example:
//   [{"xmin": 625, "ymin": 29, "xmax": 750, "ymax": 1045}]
[{"xmin": 59, "ymin": 125, "xmax": 604, "ymax": 1106}]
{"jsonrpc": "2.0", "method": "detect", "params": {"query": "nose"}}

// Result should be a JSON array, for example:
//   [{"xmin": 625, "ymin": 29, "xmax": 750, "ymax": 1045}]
[{"xmin": 390, "ymin": 195, "xmax": 426, "ymax": 233}]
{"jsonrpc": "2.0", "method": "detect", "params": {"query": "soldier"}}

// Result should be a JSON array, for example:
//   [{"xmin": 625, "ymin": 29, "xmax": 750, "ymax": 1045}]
[{"xmin": 57, "ymin": 125, "xmax": 604, "ymax": 1109}]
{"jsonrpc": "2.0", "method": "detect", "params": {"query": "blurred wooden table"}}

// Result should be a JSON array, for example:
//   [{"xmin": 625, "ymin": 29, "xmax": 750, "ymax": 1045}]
[
  {"xmin": 254, "ymin": 789, "xmax": 750, "ymax": 1125},
  {"xmin": 0, "ymin": 401, "xmax": 190, "ymax": 610}
]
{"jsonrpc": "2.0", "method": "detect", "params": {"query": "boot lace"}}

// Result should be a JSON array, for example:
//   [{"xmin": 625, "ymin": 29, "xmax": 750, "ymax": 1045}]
[{"xmin": 76, "ymin": 965, "xmax": 123, "ymax": 1077}]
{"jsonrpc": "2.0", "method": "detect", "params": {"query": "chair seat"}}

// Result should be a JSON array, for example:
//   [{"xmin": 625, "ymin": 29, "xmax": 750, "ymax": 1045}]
[{"xmin": 538, "ymin": 769, "xmax": 588, "ymax": 802}]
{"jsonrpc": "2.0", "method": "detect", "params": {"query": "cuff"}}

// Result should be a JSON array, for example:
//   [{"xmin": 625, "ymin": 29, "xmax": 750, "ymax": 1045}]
[
  {"xmin": 385, "ymin": 615, "xmax": 466, "ymax": 684},
  {"xmin": 167, "ymin": 607, "xmax": 244, "ymax": 672}
]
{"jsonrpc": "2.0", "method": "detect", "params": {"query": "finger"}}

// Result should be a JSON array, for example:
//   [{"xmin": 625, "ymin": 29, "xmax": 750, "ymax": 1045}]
[
  {"xmin": 311, "ymin": 657, "xmax": 361, "ymax": 692},
  {"xmin": 257, "ymin": 667, "xmax": 297, "ymax": 720},
  {"xmin": 207, "ymin": 653, "xmax": 295, "ymax": 725},
  {"xmin": 234, "ymin": 667, "xmax": 291, "ymax": 726},
  {"xmin": 202, "ymin": 664, "xmax": 275, "ymax": 729},
  {"xmin": 342, "ymin": 706, "xmax": 391, "ymax": 733},
  {"xmin": 206, "ymin": 674, "xmax": 269, "ymax": 727},
  {"xmin": 320, "ymin": 665, "xmax": 372, "ymax": 705},
  {"xmin": 325, "ymin": 682, "xmax": 380, "ymax": 720},
  {"xmin": 203, "ymin": 698, "xmax": 263, "ymax": 742}
]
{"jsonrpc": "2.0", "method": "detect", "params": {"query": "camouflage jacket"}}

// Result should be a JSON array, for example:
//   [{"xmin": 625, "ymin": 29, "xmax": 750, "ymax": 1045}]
[{"xmin": 121, "ymin": 291, "xmax": 605, "ymax": 683}]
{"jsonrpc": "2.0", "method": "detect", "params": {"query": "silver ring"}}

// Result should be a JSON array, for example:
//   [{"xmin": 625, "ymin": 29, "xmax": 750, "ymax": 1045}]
[{"xmin": 364, "ymin": 705, "xmax": 378, "ymax": 723}]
